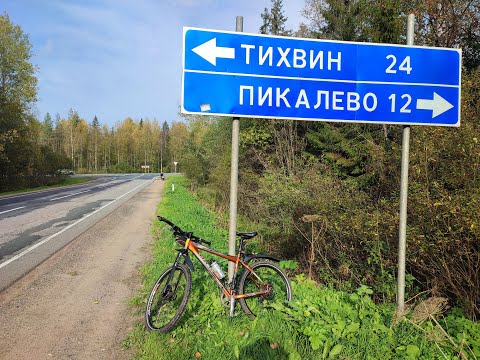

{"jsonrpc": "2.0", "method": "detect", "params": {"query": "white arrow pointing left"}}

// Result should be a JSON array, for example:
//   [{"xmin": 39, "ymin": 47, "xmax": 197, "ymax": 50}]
[
  {"xmin": 416, "ymin": 92, "xmax": 454, "ymax": 118},
  {"xmin": 192, "ymin": 38, "xmax": 235, "ymax": 66}
]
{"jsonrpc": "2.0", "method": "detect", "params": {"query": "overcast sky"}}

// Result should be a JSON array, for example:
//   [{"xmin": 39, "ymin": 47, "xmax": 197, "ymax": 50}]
[{"xmin": 2, "ymin": 0, "xmax": 305, "ymax": 127}]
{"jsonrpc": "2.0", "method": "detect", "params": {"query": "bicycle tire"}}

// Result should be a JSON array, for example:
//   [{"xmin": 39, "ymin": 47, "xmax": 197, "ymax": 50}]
[
  {"xmin": 237, "ymin": 260, "xmax": 292, "ymax": 318},
  {"xmin": 145, "ymin": 263, "xmax": 192, "ymax": 332}
]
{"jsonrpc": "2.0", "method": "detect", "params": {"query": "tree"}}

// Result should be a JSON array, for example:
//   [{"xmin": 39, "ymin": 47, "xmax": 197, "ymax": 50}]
[
  {"xmin": 168, "ymin": 121, "xmax": 189, "ymax": 168},
  {"xmin": 302, "ymin": 0, "xmax": 368, "ymax": 41},
  {"xmin": 259, "ymin": 0, "xmax": 292, "ymax": 36},
  {"xmin": 364, "ymin": 0, "xmax": 405, "ymax": 44},
  {"xmin": 414, "ymin": 0, "xmax": 480, "ymax": 71},
  {"xmin": 92, "ymin": 115, "xmax": 99, "ymax": 171},
  {"xmin": 115, "ymin": 117, "xmax": 136, "ymax": 170},
  {"xmin": 160, "ymin": 121, "xmax": 169, "ymax": 172},
  {"xmin": 139, "ymin": 118, "xmax": 154, "ymax": 172},
  {"xmin": 0, "ymin": 13, "xmax": 38, "ymax": 190},
  {"xmin": 260, "ymin": 8, "xmax": 271, "ymax": 35},
  {"xmin": 66, "ymin": 109, "xmax": 80, "ymax": 168},
  {"xmin": 181, "ymin": 115, "xmax": 214, "ymax": 187},
  {"xmin": 100, "ymin": 124, "xmax": 111, "ymax": 172},
  {"xmin": 301, "ymin": 0, "xmax": 407, "ymax": 43},
  {"xmin": 52, "ymin": 113, "xmax": 62, "ymax": 152},
  {"xmin": 42, "ymin": 112, "xmax": 53, "ymax": 147},
  {"xmin": 0, "ymin": 13, "xmax": 37, "ymax": 111}
]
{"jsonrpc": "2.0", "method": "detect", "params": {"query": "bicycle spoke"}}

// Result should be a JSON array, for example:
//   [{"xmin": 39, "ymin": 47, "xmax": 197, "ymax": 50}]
[
  {"xmin": 239, "ymin": 261, "xmax": 292, "ymax": 317},
  {"xmin": 145, "ymin": 264, "xmax": 192, "ymax": 332}
]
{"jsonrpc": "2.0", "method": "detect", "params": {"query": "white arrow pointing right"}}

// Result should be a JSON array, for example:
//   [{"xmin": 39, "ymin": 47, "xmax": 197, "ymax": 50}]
[
  {"xmin": 416, "ymin": 92, "xmax": 453, "ymax": 118},
  {"xmin": 192, "ymin": 38, "xmax": 235, "ymax": 66}
]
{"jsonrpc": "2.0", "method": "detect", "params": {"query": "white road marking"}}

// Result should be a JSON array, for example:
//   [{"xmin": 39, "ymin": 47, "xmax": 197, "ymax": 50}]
[
  {"xmin": 50, "ymin": 190, "xmax": 91, "ymax": 201},
  {"xmin": 131, "ymin": 174, "xmax": 145, "ymax": 179},
  {"xmin": 0, "ymin": 174, "xmax": 145, "ymax": 202},
  {"xmin": 0, "ymin": 206, "xmax": 26, "ymax": 215},
  {"xmin": 0, "ymin": 178, "xmax": 155, "ymax": 270},
  {"xmin": 0, "ymin": 193, "xmax": 31, "ymax": 200}
]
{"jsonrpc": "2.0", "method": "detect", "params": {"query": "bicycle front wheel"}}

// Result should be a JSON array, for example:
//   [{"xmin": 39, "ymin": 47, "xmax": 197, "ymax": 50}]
[
  {"xmin": 238, "ymin": 261, "xmax": 292, "ymax": 318},
  {"xmin": 145, "ymin": 263, "xmax": 192, "ymax": 332}
]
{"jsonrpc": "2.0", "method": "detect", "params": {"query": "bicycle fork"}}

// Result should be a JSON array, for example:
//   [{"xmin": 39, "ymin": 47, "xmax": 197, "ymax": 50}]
[{"xmin": 163, "ymin": 249, "xmax": 190, "ymax": 296}]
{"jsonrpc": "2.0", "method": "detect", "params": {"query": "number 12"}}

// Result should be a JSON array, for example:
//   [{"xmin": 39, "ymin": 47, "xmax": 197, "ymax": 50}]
[{"xmin": 389, "ymin": 94, "xmax": 412, "ymax": 113}]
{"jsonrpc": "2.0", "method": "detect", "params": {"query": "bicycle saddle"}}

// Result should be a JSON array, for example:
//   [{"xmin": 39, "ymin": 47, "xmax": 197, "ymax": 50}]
[{"xmin": 236, "ymin": 231, "xmax": 257, "ymax": 239}]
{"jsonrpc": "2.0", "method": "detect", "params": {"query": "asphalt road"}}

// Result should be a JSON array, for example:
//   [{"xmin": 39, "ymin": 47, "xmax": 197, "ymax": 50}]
[{"xmin": 0, "ymin": 173, "xmax": 160, "ymax": 290}]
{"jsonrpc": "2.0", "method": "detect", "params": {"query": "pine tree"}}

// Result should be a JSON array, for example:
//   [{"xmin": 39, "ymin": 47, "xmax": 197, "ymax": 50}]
[
  {"xmin": 42, "ymin": 112, "xmax": 53, "ymax": 148},
  {"xmin": 259, "ymin": 0, "xmax": 292, "ymax": 36},
  {"xmin": 260, "ymin": 8, "xmax": 271, "ymax": 35},
  {"xmin": 67, "ymin": 109, "xmax": 80, "ymax": 168},
  {"xmin": 160, "ymin": 121, "xmax": 169, "ymax": 172},
  {"xmin": 92, "ymin": 115, "xmax": 99, "ymax": 171},
  {"xmin": 302, "ymin": 0, "xmax": 368, "ymax": 41}
]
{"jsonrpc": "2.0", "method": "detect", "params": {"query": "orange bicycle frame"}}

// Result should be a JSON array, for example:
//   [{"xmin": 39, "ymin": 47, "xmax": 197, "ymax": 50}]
[{"xmin": 183, "ymin": 238, "xmax": 270, "ymax": 302}]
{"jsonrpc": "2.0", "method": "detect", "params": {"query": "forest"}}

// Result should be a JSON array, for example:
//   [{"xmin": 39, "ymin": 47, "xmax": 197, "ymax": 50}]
[{"xmin": 1, "ymin": 0, "xmax": 479, "ymax": 322}]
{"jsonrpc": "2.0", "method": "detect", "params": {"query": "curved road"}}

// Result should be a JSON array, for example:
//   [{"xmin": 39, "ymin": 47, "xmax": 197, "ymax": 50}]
[{"xmin": 0, "ymin": 173, "xmax": 159, "ymax": 290}]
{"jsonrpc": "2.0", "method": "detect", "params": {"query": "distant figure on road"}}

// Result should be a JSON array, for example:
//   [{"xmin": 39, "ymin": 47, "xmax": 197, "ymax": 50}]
[{"xmin": 160, "ymin": 173, "xmax": 165, "ymax": 180}]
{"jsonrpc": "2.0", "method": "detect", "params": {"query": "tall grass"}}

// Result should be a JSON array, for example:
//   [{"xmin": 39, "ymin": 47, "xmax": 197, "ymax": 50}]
[{"xmin": 126, "ymin": 175, "xmax": 480, "ymax": 360}]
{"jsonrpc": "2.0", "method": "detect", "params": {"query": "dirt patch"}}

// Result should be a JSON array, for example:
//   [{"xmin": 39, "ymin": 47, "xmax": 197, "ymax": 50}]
[{"xmin": 0, "ymin": 179, "xmax": 163, "ymax": 360}]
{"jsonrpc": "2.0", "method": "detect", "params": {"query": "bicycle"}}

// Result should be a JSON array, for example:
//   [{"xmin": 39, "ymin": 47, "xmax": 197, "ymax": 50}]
[{"xmin": 145, "ymin": 216, "xmax": 292, "ymax": 332}]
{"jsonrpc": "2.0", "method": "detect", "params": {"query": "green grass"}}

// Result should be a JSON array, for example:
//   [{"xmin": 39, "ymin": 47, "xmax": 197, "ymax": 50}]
[
  {"xmin": 0, "ymin": 177, "xmax": 94, "ymax": 196},
  {"xmin": 126, "ymin": 175, "xmax": 480, "ymax": 360}
]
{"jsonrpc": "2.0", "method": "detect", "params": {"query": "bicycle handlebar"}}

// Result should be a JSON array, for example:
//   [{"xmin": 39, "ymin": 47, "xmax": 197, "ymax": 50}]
[
  {"xmin": 157, "ymin": 216, "xmax": 211, "ymax": 246},
  {"xmin": 157, "ymin": 216, "xmax": 176, "ymax": 229}
]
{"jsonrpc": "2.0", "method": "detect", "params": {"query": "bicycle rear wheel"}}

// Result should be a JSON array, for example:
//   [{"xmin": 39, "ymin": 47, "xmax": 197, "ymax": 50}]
[
  {"xmin": 238, "ymin": 261, "xmax": 292, "ymax": 318},
  {"xmin": 145, "ymin": 263, "xmax": 192, "ymax": 332}
]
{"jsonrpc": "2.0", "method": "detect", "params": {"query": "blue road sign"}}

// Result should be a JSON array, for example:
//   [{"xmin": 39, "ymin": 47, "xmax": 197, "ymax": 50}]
[{"xmin": 182, "ymin": 27, "xmax": 461, "ymax": 126}]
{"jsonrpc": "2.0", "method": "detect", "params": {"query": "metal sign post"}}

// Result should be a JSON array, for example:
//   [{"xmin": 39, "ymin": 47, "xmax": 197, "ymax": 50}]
[
  {"xmin": 227, "ymin": 16, "xmax": 243, "ymax": 281},
  {"xmin": 397, "ymin": 14, "xmax": 415, "ymax": 315}
]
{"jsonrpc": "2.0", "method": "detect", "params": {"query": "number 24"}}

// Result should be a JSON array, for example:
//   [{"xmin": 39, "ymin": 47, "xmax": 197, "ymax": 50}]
[{"xmin": 386, "ymin": 55, "xmax": 412, "ymax": 74}]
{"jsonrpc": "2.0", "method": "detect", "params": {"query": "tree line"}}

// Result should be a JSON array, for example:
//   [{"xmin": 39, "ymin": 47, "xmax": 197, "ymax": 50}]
[
  {"xmin": 40, "ymin": 110, "xmax": 186, "ymax": 175},
  {"xmin": 177, "ymin": 0, "xmax": 480, "ymax": 320}
]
